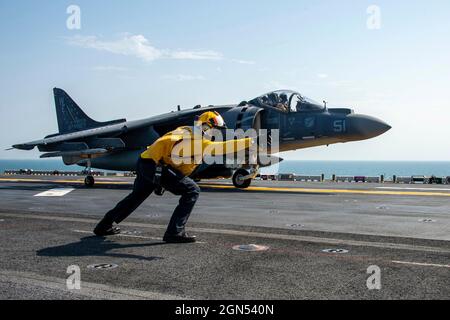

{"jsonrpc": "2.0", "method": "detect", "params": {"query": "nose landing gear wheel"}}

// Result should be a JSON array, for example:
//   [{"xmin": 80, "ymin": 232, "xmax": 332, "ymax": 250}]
[
  {"xmin": 84, "ymin": 175, "xmax": 95, "ymax": 187},
  {"xmin": 232, "ymin": 169, "xmax": 252, "ymax": 189}
]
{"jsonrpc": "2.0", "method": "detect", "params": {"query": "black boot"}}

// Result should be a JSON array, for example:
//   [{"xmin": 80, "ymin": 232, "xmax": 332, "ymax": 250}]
[
  {"xmin": 163, "ymin": 232, "xmax": 196, "ymax": 243},
  {"xmin": 94, "ymin": 221, "xmax": 121, "ymax": 236}
]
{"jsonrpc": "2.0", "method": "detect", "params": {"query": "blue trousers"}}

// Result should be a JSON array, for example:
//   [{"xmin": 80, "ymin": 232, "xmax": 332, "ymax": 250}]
[{"xmin": 100, "ymin": 158, "xmax": 200, "ymax": 235}]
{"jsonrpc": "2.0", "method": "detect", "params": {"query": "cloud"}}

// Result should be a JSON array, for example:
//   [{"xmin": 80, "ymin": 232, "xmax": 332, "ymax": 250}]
[
  {"xmin": 162, "ymin": 74, "xmax": 206, "ymax": 81},
  {"xmin": 317, "ymin": 73, "xmax": 329, "ymax": 79},
  {"xmin": 66, "ymin": 34, "xmax": 163, "ymax": 61},
  {"xmin": 170, "ymin": 50, "xmax": 223, "ymax": 61},
  {"xmin": 66, "ymin": 34, "xmax": 223, "ymax": 62},
  {"xmin": 230, "ymin": 59, "xmax": 256, "ymax": 65}
]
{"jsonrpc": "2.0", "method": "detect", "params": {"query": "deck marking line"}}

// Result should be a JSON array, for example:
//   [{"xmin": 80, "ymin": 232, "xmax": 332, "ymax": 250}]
[
  {"xmin": 392, "ymin": 261, "xmax": 450, "ymax": 268},
  {"xmin": 0, "ymin": 269, "xmax": 186, "ymax": 300},
  {"xmin": 73, "ymin": 229, "xmax": 162, "ymax": 241},
  {"xmin": 199, "ymin": 184, "xmax": 450, "ymax": 197},
  {"xmin": 377, "ymin": 187, "xmax": 450, "ymax": 191},
  {"xmin": 2, "ymin": 177, "xmax": 450, "ymax": 197},
  {"xmin": 1, "ymin": 212, "xmax": 447, "ymax": 254},
  {"xmin": 72, "ymin": 229, "xmax": 207, "ymax": 244},
  {"xmin": 34, "ymin": 188, "xmax": 75, "ymax": 197}
]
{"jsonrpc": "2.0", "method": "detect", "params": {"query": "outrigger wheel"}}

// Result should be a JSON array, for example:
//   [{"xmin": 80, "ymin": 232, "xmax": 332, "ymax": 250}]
[
  {"xmin": 232, "ymin": 169, "xmax": 252, "ymax": 189},
  {"xmin": 84, "ymin": 175, "xmax": 95, "ymax": 187},
  {"xmin": 84, "ymin": 158, "xmax": 95, "ymax": 187}
]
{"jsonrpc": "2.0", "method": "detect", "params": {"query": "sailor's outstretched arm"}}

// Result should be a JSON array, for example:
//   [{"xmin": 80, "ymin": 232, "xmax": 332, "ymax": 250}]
[
  {"xmin": 174, "ymin": 137, "xmax": 255, "ymax": 160},
  {"xmin": 201, "ymin": 137, "xmax": 254, "ymax": 156}
]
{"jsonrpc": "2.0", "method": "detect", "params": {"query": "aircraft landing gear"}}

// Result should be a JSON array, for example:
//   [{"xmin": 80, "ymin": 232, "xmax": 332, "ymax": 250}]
[
  {"xmin": 84, "ymin": 175, "xmax": 95, "ymax": 187},
  {"xmin": 232, "ymin": 169, "xmax": 253, "ymax": 189},
  {"xmin": 83, "ymin": 158, "xmax": 95, "ymax": 187}
]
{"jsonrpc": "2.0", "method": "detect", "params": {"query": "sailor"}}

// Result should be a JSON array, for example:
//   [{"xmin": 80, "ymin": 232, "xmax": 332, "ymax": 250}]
[{"xmin": 94, "ymin": 111, "xmax": 254, "ymax": 243}]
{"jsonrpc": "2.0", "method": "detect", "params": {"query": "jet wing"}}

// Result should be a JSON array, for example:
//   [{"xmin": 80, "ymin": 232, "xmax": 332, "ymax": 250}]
[
  {"xmin": 12, "ymin": 123, "xmax": 129, "ymax": 151},
  {"xmin": 11, "ymin": 107, "xmax": 195, "ymax": 151}
]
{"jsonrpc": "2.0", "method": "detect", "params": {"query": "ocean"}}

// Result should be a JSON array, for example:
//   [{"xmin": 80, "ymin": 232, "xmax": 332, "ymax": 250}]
[
  {"xmin": 261, "ymin": 160, "xmax": 450, "ymax": 178},
  {"xmin": 1, "ymin": 159, "xmax": 449, "ymax": 179}
]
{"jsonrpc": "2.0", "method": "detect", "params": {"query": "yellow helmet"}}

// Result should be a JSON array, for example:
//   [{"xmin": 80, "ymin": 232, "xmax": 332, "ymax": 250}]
[{"xmin": 197, "ymin": 111, "xmax": 227, "ymax": 129}]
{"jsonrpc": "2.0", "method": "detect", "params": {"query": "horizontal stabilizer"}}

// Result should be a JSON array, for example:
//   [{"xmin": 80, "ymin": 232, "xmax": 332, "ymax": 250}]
[{"xmin": 12, "ymin": 144, "xmax": 35, "ymax": 151}]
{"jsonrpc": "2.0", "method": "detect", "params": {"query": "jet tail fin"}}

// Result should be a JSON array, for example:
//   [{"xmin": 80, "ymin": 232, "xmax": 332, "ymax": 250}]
[{"xmin": 53, "ymin": 88, "xmax": 126, "ymax": 134}]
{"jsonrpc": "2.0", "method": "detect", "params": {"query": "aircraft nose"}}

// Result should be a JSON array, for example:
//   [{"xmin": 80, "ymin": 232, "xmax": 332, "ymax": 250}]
[{"xmin": 346, "ymin": 114, "xmax": 391, "ymax": 140}]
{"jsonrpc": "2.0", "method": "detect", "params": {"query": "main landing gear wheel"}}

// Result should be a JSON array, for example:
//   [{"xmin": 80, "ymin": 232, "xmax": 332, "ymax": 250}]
[
  {"xmin": 232, "ymin": 169, "xmax": 252, "ymax": 189},
  {"xmin": 84, "ymin": 175, "xmax": 95, "ymax": 187}
]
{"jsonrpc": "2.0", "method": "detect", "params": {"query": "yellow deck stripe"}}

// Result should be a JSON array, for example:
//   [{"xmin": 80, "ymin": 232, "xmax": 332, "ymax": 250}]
[
  {"xmin": 0, "ymin": 178, "xmax": 129, "ymax": 185},
  {"xmin": 198, "ymin": 184, "xmax": 450, "ymax": 197},
  {"xmin": 1, "ymin": 177, "xmax": 450, "ymax": 197}
]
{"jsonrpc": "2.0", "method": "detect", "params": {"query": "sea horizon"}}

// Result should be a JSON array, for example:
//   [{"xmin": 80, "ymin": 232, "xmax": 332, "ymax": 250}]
[{"xmin": 1, "ymin": 159, "xmax": 449, "ymax": 179}]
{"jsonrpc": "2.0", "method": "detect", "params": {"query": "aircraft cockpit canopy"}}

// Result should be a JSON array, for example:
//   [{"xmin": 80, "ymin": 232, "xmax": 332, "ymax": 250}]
[{"xmin": 249, "ymin": 90, "xmax": 325, "ymax": 112}]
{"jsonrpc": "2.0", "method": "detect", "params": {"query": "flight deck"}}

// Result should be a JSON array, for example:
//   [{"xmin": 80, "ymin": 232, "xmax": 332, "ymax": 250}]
[{"xmin": 0, "ymin": 175, "xmax": 448, "ymax": 300}]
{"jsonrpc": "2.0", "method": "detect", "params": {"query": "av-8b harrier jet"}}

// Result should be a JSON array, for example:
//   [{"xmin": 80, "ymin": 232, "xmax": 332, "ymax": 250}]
[{"xmin": 12, "ymin": 88, "xmax": 391, "ymax": 188}]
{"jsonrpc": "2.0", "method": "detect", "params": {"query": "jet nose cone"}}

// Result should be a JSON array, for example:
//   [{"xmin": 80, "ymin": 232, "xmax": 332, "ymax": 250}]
[{"xmin": 346, "ymin": 114, "xmax": 391, "ymax": 140}]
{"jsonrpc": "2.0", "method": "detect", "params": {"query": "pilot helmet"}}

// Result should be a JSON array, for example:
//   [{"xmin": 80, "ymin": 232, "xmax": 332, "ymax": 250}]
[{"xmin": 196, "ymin": 111, "xmax": 227, "ymax": 131}]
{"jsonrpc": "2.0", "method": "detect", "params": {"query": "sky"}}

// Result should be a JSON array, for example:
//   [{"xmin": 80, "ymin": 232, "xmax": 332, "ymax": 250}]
[{"xmin": 0, "ymin": 0, "xmax": 449, "ymax": 161}]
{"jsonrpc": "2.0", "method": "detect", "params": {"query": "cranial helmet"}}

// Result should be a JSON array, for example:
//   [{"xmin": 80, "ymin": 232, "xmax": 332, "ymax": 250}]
[{"xmin": 197, "ymin": 111, "xmax": 227, "ymax": 130}]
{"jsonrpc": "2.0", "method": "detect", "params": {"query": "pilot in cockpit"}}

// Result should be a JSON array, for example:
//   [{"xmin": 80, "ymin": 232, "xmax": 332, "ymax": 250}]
[
  {"xmin": 255, "ymin": 92, "xmax": 289, "ymax": 112},
  {"xmin": 278, "ymin": 93, "xmax": 289, "ymax": 111},
  {"xmin": 267, "ymin": 92, "xmax": 279, "ymax": 105}
]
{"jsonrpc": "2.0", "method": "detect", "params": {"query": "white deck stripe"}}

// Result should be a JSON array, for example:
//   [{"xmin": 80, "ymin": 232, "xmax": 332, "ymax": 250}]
[
  {"xmin": 73, "ymin": 229, "xmax": 162, "ymax": 241},
  {"xmin": 0, "ymin": 212, "xmax": 447, "ymax": 254},
  {"xmin": 392, "ymin": 260, "xmax": 450, "ymax": 268},
  {"xmin": 34, "ymin": 188, "xmax": 75, "ymax": 197},
  {"xmin": 0, "ymin": 269, "xmax": 186, "ymax": 300},
  {"xmin": 73, "ymin": 229, "xmax": 207, "ymax": 244}
]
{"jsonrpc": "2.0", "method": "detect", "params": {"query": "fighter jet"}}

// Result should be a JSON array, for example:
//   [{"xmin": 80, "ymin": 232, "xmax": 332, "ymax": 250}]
[{"xmin": 12, "ymin": 88, "xmax": 391, "ymax": 188}]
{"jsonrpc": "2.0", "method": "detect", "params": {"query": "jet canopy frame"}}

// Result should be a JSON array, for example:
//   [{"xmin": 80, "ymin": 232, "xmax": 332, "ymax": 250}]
[{"xmin": 249, "ymin": 90, "xmax": 325, "ymax": 113}]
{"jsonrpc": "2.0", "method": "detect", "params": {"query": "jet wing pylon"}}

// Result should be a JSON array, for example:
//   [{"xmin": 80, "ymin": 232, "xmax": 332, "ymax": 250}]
[{"xmin": 40, "ymin": 148, "xmax": 110, "ymax": 159}]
